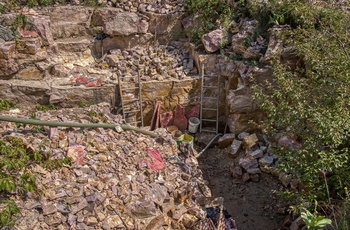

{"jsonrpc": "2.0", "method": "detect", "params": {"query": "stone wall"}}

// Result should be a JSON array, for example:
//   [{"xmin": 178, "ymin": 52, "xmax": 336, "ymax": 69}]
[{"xmin": 0, "ymin": 3, "xmax": 286, "ymax": 133}]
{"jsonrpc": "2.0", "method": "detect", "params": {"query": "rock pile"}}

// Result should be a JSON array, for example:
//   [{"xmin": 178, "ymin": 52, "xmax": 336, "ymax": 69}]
[
  {"xmin": 0, "ymin": 103, "xmax": 227, "ymax": 229},
  {"xmin": 93, "ymin": 0, "xmax": 184, "ymax": 14},
  {"xmin": 106, "ymin": 44, "xmax": 197, "ymax": 81},
  {"xmin": 218, "ymin": 132, "xmax": 299, "ymax": 189}
]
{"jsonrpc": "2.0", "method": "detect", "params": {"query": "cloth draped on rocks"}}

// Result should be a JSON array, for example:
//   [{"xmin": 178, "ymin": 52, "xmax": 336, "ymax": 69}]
[{"xmin": 146, "ymin": 148, "xmax": 165, "ymax": 171}]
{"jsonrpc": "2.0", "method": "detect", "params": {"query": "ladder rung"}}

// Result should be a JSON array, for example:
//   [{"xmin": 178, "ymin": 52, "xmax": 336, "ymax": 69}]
[
  {"xmin": 201, "ymin": 129, "xmax": 217, "ymax": 133},
  {"xmin": 122, "ymin": 98, "xmax": 139, "ymax": 102},
  {"xmin": 121, "ymin": 87, "xmax": 139, "ymax": 90},
  {"xmin": 202, "ymin": 108, "xmax": 217, "ymax": 111},
  {"xmin": 202, "ymin": 97, "xmax": 217, "ymax": 100},
  {"xmin": 126, "ymin": 121, "xmax": 141, "ymax": 124},
  {"xmin": 120, "ymin": 76, "xmax": 137, "ymax": 78},
  {"xmin": 201, "ymin": 119, "xmax": 217, "ymax": 122},
  {"xmin": 124, "ymin": 109, "xmax": 141, "ymax": 113}
]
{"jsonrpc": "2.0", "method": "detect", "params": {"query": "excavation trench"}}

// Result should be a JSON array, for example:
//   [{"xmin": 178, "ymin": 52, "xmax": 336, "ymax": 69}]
[
  {"xmin": 123, "ymin": 76, "xmax": 290, "ymax": 230},
  {"xmin": 195, "ymin": 143, "xmax": 287, "ymax": 230}
]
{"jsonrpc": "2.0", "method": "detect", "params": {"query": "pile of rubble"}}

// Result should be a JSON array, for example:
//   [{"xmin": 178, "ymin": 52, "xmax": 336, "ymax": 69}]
[
  {"xmin": 102, "ymin": 0, "xmax": 184, "ymax": 14},
  {"xmin": 218, "ymin": 132, "xmax": 299, "ymax": 189},
  {"xmin": 0, "ymin": 103, "xmax": 234, "ymax": 229},
  {"xmin": 105, "ymin": 44, "xmax": 198, "ymax": 81}
]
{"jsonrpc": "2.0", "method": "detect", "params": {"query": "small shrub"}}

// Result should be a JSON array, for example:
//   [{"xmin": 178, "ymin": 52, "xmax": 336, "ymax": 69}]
[
  {"xmin": 35, "ymin": 103, "xmax": 58, "ymax": 111},
  {"xmin": 253, "ymin": 0, "xmax": 350, "ymax": 226},
  {"xmin": 0, "ymin": 137, "xmax": 72, "ymax": 227},
  {"xmin": 0, "ymin": 200, "xmax": 19, "ymax": 227},
  {"xmin": 0, "ymin": 100, "xmax": 16, "ymax": 111},
  {"xmin": 184, "ymin": 0, "xmax": 235, "ymax": 36},
  {"xmin": 301, "ymin": 209, "xmax": 332, "ymax": 230}
]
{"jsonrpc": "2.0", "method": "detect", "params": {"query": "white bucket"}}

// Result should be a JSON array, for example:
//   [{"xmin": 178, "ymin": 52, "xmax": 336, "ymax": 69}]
[{"xmin": 188, "ymin": 117, "xmax": 200, "ymax": 133}]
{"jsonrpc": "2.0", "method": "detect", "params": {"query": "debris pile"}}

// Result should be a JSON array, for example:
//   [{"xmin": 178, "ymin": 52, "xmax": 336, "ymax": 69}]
[
  {"xmin": 97, "ymin": 0, "xmax": 185, "ymax": 14},
  {"xmin": 0, "ymin": 103, "xmax": 237, "ymax": 229},
  {"xmin": 105, "ymin": 44, "xmax": 197, "ymax": 81},
  {"xmin": 218, "ymin": 132, "xmax": 298, "ymax": 189}
]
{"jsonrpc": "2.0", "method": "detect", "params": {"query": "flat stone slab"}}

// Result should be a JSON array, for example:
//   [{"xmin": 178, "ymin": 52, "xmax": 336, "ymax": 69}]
[{"xmin": 0, "ymin": 79, "xmax": 116, "ymax": 108}]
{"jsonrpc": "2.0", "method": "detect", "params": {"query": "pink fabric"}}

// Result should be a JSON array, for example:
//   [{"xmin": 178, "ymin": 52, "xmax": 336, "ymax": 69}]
[
  {"xmin": 146, "ymin": 148, "xmax": 165, "ymax": 171},
  {"xmin": 86, "ymin": 79, "xmax": 102, "ymax": 87},
  {"xmin": 75, "ymin": 76, "xmax": 90, "ymax": 83}
]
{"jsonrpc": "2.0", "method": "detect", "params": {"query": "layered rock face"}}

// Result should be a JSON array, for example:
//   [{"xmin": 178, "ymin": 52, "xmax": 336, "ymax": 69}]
[{"xmin": 0, "ymin": 2, "xmax": 284, "ymax": 133}]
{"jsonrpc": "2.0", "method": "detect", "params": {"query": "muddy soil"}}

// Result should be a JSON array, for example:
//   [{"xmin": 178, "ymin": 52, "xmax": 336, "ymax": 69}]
[{"xmin": 197, "ymin": 146, "xmax": 289, "ymax": 230}]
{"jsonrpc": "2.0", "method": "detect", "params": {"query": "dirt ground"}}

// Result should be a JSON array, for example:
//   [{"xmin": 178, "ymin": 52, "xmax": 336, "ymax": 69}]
[{"xmin": 197, "ymin": 145, "xmax": 289, "ymax": 230}]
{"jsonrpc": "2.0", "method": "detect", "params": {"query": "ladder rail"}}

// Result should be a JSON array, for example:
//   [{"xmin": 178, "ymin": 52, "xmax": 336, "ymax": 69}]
[
  {"xmin": 216, "ymin": 74, "xmax": 220, "ymax": 134},
  {"xmin": 200, "ymin": 64, "xmax": 220, "ymax": 134},
  {"xmin": 118, "ymin": 71, "xmax": 144, "ymax": 127},
  {"xmin": 118, "ymin": 70, "xmax": 127, "ymax": 123},
  {"xmin": 200, "ymin": 65, "xmax": 204, "ymax": 133},
  {"xmin": 138, "ymin": 71, "xmax": 144, "ymax": 127}
]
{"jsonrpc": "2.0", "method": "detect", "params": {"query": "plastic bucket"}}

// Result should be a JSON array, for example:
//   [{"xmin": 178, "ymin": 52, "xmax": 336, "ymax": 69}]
[
  {"xmin": 172, "ymin": 130, "xmax": 183, "ymax": 147},
  {"xmin": 180, "ymin": 134, "xmax": 194, "ymax": 147},
  {"xmin": 167, "ymin": 125, "xmax": 178, "ymax": 133},
  {"xmin": 188, "ymin": 117, "xmax": 200, "ymax": 133}
]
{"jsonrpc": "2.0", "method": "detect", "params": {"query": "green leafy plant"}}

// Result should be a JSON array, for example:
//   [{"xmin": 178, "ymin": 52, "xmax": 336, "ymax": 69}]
[
  {"xmin": 184, "ymin": 0, "xmax": 235, "ymax": 38},
  {"xmin": 87, "ymin": 110, "xmax": 98, "ymax": 117},
  {"xmin": 333, "ymin": 187, "xmax": 350, "ymax": 230},
  {"xmin": 301, "ymin": 209, "xmax": 332, "ymax": 230},
  {"xmin": 252, "ymin": 0, "xmax": 350, "ymax": 226},
  {"xmin": 0, "ymin": 200, "xmax": 19, "ymax": 227},
  {"xmin": 35, "ymin": 103, "xmax": 58, "ymax": 111},
  {"xmin": 0, "ymin": 137, "xmax": 71, "ymax": 227},
  {"xmin": 0, "ymin": 100, "xmax": 16, "ymax": 111},
  {"xmin": 78, "ymin": 101, "xmax": 94, "ymax": 108},
  {"xmin": 82, "ymin": 0, "xmax": 105, "ymax": 7}
]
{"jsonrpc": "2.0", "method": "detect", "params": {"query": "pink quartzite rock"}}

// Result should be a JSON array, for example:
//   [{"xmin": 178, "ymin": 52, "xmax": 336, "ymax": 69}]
[
  {"xmin": 160, "ymin": 111, "xmax": 173, "ymax": 128},
  {"xmin": 173, "ymin": 105, "xmax": 188, "ymax": 132},
  {"xmin": 186, "ymin": 105, "xmax": 199, "ymax": 119}
]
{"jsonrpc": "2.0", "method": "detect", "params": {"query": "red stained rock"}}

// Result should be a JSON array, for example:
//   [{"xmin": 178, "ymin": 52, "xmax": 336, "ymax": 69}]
[
  {"xmin": 160, "ymin": 112, "xmax": 173, "ymax": 128},
  {"xmin": 185, "ymin": 105, "xmax": 199, "ymax": 119},
  {"xmin": 173, "ymin": 105, "xmax": 187, "ymax": 132}
]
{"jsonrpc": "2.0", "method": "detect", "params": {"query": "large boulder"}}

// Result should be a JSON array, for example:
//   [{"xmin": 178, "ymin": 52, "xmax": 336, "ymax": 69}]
[
  {"xmin": 103, "ymin": 12, "xmax": 148, "ymax": 36},
  {"xmin": 0, "ymin": 59, "xmax": 18, "ymax": 77},
  {"xmin": 28, "ymin": 14, "xmax": 54, "ymax": 46},
  {"xmin": 201, "ymin": 29, "xmax": 227, "ymax": 53},
  {"xmin": 42, "ymin": 6, "xmax": 93, "ymax": 39},
  {"xmin": 0, "ymin": 42, "xmax": 15, "ymax": 59}
]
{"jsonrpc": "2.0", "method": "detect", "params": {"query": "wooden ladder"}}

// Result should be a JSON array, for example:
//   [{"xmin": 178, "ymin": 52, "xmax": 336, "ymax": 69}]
[
  {"xmin": 118, "ymin": 71, "xmax": 144, "ymax": 127},
  {"xmin": 200, "ymin": 65, "xmax": 220, "ymax": 134}
]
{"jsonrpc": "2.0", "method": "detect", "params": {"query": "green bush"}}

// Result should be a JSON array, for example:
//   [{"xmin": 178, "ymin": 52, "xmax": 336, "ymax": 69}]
[
  {"xmin": 253, "ymin": 0, "xmax": 350, "ymax": 211},
  {"xmin": 0, "ymin": 137, "xmax": 71, "ymax": 227},
  {"xmin": 184, "ymin": 0, "xmax": 235, "ymax": 43},
  {"xmin": 0, "ymin": 100, "xmax": 16, "ymax": 111}
]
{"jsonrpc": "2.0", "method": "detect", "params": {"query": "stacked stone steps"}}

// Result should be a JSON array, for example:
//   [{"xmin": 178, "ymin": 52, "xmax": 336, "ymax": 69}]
[{"xmin": 55, "ymin": 36, "xmax": 93, "ymax": 54}]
